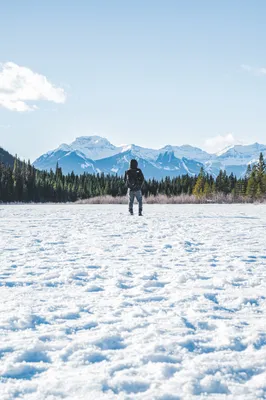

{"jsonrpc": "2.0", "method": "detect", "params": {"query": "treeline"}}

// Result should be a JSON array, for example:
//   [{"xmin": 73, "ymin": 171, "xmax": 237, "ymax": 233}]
[
  {"xmin": 0, "ymin": 154, "xmax": 266, "ymax": 203},
  {"xmin": 191, "ymin": 153, "xmax": 266, "ymax": 200}
]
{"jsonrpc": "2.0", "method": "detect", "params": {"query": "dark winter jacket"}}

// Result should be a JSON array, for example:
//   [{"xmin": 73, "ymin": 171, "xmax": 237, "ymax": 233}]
[{"xmin": 124, "ymin": 160, "xmax": 144, "ymax": 191}]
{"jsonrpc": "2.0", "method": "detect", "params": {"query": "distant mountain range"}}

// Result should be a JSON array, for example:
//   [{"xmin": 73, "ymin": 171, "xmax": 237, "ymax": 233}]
[{"xmin": 33, "ymin": 136, "xmax": 266, "ymax": 179}]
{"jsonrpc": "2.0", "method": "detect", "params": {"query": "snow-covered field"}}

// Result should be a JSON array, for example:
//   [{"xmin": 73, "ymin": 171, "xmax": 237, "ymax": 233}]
[{"xmin": 1, "ymin": 204, "xmax": 266, "ymax": 400}]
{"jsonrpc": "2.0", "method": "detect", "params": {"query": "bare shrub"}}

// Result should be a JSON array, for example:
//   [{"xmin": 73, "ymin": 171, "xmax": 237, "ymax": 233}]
[
  {"xmin": 76, "ymin": 196, "xmax": 128, "ymax": 204},
  {"xmin": 76, "ymin": 193, "xmax": 256, "ymax": 205},
  {"xmin": 145, "ymin": 194, "xmax": 200, "ymax": 204}
]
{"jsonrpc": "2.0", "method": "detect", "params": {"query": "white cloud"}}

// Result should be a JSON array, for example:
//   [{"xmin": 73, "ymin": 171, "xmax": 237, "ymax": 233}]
[
  {"xmin": 0, "ymin": 62, "xmax": 67, "ymax": 112},
  {"xmin": 241, "ymin": 64, "xmax": 266, "ymax": 76},
  {"xmin": 204, "ymin": 133, "xmax": 237, "ymax": 154}
]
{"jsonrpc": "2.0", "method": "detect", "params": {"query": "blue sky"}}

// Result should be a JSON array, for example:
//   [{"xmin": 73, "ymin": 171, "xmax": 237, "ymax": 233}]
[{"xmin": 1, "ymin": 0, "xmax": 266, "ymax": 161}]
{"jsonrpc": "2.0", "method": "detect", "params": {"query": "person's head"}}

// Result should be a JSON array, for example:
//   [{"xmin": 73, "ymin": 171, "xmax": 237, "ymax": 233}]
[{"xmin": 130, "ymin": 159, "xmax": 138, "ymax": 169}]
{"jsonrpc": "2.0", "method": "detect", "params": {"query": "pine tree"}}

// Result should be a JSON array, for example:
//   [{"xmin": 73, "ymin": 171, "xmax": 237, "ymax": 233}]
[
  {"xmin": 203, "ymin": 181, "xmax": 212, "ymax": 198},
  {"xmin": 193, "ymin": 168, "xmax": 205, "ymax": 198},
  {"xmin": 246, "ymin": 169, "xmax": 257, "ymax": 199},
  {"xmin": 245, "ymin": 164, "xmax": 252, "ymax": 178},
  {"xmin": 256, "ymin": 153, "xmax": 266, "ymax": 196}
]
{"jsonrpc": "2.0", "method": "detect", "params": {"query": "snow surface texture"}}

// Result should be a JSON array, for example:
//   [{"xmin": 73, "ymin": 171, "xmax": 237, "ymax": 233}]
[{"xmin": 1, "ymin": 204, "xmax": 266, "ymax": 400}]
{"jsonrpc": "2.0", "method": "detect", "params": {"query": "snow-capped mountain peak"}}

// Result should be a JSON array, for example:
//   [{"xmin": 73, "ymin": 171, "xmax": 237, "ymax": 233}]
[
  {"xmin": 61, "ymin": 135, "xmax": 121, "ymax": 160},
  {"xmin": 215, "ymin": 144, "xmax": 235, "ymax": 157},
  {"xmin": 121, "ymin": 144, "xmax": 159, "ymax": 161},
  {"xmin": 160, "ymin": 144, "xmax": 212, "ymax": 162},
  {"xmin": 57, "ymin": 143, "xmax": 71, "ymax": 152}
]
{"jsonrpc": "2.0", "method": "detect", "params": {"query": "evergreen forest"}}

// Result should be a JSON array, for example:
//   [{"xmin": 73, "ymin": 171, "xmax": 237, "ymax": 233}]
[{"xmin": 0, "ymin": 151, "xmax": 266, "ymax": 203}]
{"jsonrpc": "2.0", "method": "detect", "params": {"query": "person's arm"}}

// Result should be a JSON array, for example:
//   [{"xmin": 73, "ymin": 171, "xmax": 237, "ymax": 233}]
[{"xmin": 139, "ymin": 170, "xmax": 144, "ymax": 186}]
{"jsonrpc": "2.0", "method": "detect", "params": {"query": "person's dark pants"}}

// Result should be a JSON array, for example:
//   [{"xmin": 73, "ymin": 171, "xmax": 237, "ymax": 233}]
[{"xmin": 128, "ymin": 189, "xmax": 142, "ymax": 213}]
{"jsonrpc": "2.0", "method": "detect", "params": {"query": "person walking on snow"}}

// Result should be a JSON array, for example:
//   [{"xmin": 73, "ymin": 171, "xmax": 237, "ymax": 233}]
[{"xmin": 124, "ymin": 159, "xmax": 144, "ymax": 216}]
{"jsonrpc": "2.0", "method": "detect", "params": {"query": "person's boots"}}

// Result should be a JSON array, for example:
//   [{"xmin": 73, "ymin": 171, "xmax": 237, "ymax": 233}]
[
  {"xmin": 129, "ymin": 209, "xmax": 133, "ymax": 215},
  {"xmin": 139, "ymin": 210, "xmax": 143, "ymax": 216}
]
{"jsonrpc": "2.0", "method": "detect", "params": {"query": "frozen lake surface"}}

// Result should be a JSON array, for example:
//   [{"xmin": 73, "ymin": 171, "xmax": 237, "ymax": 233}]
[{"xmin": 1, "ymin": 204, "xmax": 266, "ymax": 400}]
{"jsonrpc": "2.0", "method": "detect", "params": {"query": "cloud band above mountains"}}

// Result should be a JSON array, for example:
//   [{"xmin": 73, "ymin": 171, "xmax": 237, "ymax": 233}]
[
  {"xmin": 0, "ymin": 62, "xmax": 67, "ymax": 112},
  {"xmin": 204, "ymin": 133, "xmax": 237, "ymax": 154}
]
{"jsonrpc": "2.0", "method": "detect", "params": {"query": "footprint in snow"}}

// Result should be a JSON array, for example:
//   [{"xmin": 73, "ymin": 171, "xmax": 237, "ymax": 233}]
[
  {"xmin": 65, "ymin": 321, "xmax": 98, "ymax": 334},
  {"xmin": 86, "ymin": 265, "xmax": 101, "ymax": 269},
  {"xmin": 142, "ymin": 354, "xmax": 180, "ymax": 364},
  {"xmin": 136, "ymin": 296, "xmax": 166, "ymax": 303},
  {"xmin": 0, "ymin": 347, "xmax": 13, "ymax": 359},
  {"xmin": 103, "ymin": 380, "xmax": 150, "ymax": 395},
  {"xmin": 93, "ymin": 335, "xmax": 126, "ymax": 350},
  {"xmin": 163, "ymin": 244, "xmax": 172, "ymax": 249},
  {"xmin": 67, "ymin": 350, "xmax": 108, "ymax": 364},
  {"xmin": 144, "ymin": 281, "xmax": 166, "ymax": 288},
  {"xmin": 1, "ymin": 364, "xmax": 47, "ymax": 380},
  {"xmin": 156, "ymin": 395, "xmax": 181, "ymax": 400},
  {"xmin": 184, "ymin": 241, "xmax": 202, "ymax": 253},
  {"xmin": 81, "ymin": 352, "xmax": 108, "ymax": 364},
  {"xmin": 204, "ymin": 293, "xmax": 219, "ymax": 304},
  {"xmin": 117, "ymin": 281, "xmax": 134, "ymax": 289},
  {"xmin": 15, "ymin": 349, "xmax": 51, "ymax": 363},
  {"xmin": 86, "ymin": 285, "xmax": 104, "ymax": 292}
]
